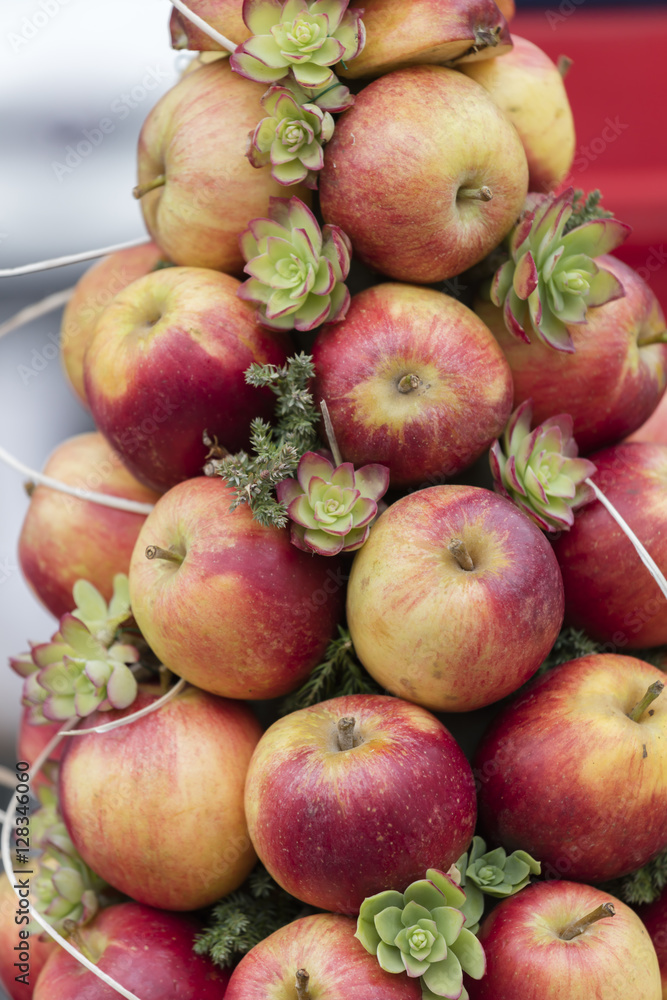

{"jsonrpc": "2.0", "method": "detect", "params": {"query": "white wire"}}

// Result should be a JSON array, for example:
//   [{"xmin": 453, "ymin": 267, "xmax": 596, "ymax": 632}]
[
  {"xmin": 0, "ymin": 445, "xmax": 156, "ymax": 515},
  {"xmin": 169, "ymin": 0, "xmax": 237, "ymax": 52},
  {"xmin": 0, "ymin": 237, "xmax": 147, "ymax": 278},
  {"xmin": 585, "ymin": 478, "xmax": 667, "ymax": 599},
  {"xmin": 0, "ymin": 288, "xmax": 74, "ymax": 341},
  {"xmin": 0, "ymin": 766, "xmax": 16, "ymax": 790},
  {"xmin": 59, "ymin": 679, "xmax": 186, "ymax": 735}
]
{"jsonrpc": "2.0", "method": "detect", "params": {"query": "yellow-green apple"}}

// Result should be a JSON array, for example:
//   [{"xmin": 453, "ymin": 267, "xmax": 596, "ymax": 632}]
[
  {"xmin": 225, "ymin": 913, "xmax": 423, "ymax": 999},
  {"xmin": 319, "ymin": 65, "xmax": 528, "ymax": 284},
  {"xmin": 59, "ymin": 685, "xmax": 262, "ymax": 910},
  {"xmin": 475, "ymin": 255, "xmax": 667, "ymax": 454},
  {"xmin": 461, "ymin": 35, "xmax": 575, "ymax": 193},
  {"xmin": 336, "ymin": 0, "xmax": 512, "ymax": 80},
  {"xmin": 346, "ymin": 485, "xmax": 564, "ymax": 712},
  {"xmin": 170, "ymin": 0, "xmax": 249, "ymax": 51},
  {"xmin": 33, "ymin": 902, "xmax": 231, "ymax": 999},
  {"xmin": 466, "ymin": 881, "xmax": 661, "ymax": 999},
  {"xmin": 244, "ymin": 694, "xmax": 476, "ymax": 913},
  {"xmin": 83, "ymin": 267, "xmax": 290, "ymax": 494},
  {"xmin": 60, "ymin": 242, "xmax": 163, "ymax": 408},
  {"xmin": 475, "ymin": 654, "xmax": 667, "ymax": 883},
  {"xmin": 17, "ymin": 706, "xmax": 63, "ymax": 789},
  {"xmin": 135, "ymin": 60, "xmax": 308, "ymax": 272},
  {"xmin": 18, "ymin": 432, "xmax": 159, "ymax": 620},
  {"xmin": 312, "ymin": 283, "xmax": 513, "ymax": 487},
  {"xmin": 0, "ymin": 871, "xmax": 55, "ymax": 999},
  {"xmin": 553, "ymin": 442, "xmax": 667, "ymax": 648},
  {"xmin": 638, "ymin": 891, "xmax": 667, "ymax": 999},
  {"xmin": 129, "ymin": 476, "xmax": 344, "ymax": 699},
  {"xmin": 628, "ymin": 392, "xmax": 667, "ymax": 445}
]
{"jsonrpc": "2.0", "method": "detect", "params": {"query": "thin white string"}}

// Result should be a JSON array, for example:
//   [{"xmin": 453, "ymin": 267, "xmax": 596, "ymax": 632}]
[
  {"xmin": 0, "ymin": 288, "xmax": 74, "ymax": 341},
  {"xmin": 0, "ymin": 766, "xmax": 16, "ymax": 790},
  {"xmin": 0, "ymin": 445, "xmax": 156, "ymax": 515},
  {"xmin": 59, "ymin": 678, "xmax": 186, "ymax": 735},
  {"xmin": 585, "ymin": 477, "xmax": 667, "ymax": 599},
  {"xmin": 0, "ymin": 238, "xmax": 147, "ymax": 278},
  {"xmin": 0, "ymin": 721, "xmax": 144, "ymax": 999},
  {"xmin": 169, "ymin": 0, "xmax": 237, "ymax": 52}
]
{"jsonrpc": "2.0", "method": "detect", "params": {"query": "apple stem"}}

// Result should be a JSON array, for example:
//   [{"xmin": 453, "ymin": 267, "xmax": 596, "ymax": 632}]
[
  {"xmin": 320, "ymin": 400, "xmax": 343, "ymax": 467},
  {"xmin": 398, "ymin": 373, "xmax": 422, "ymax": 394},
  {"xmin": 133, "ymin": 174, "xmax": 167, "ymax": 200},
  {"xmin": 628, "ymin": 680, "xmax": 664, "ymax": 722},
  {"xmin": 474, "ymin": 25, "xmax": 501, "ymax": 49},
  {"xmin": 23, "ymin": 480, "xmax": 35, "ymax": 497},
  {"xmin": 145, "ymin": 545, "xmax": 184, "ymax": 565},
  {"xmin": 295, "ymin": 968, "xmax": 311, "ymax": 999},
  {"xmin": 557, "ymin": 54, "xmax": 573, "ymax": 78},
  {"xmin": 62, "ymin": 919, "xmax": 97, "ymax": 964},
  {"xmin": 448, "ymin": 538, "xmax": 474, "ymax": 571},
  {"xmin": 337, "ymin": 716, "xmax": 356, "ymax": 751},
  {"xmin": 560, "ymin": 902, "xmax": 615, "ymax": 941},
  {"xmin": 458, "ymin": 186, "xmax": 493, "ymax": 203}
]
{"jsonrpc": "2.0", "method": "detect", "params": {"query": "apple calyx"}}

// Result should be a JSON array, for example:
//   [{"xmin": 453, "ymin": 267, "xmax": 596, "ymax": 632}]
[
  {"xmin": 337, "ymin": 715, "xmax": 357, "ymax": 751},
  {"xmin": 132, "ymin": 174, "xmax": 166, "ymax": 200},
  {"xmin": 145, "ymin": 544, "xmax": 184, "ymax": 565},
  {"xmin": 448, "ymin": 538, "xmax": 474, "ymax": 572},
  {"xmin": 62, "ymin": 919, "xmax": 99, "ymax": 964},
  {"xmin": 628, "ymin": 680, "xmax": 665, "ymax": 723},
  {"xmin": 295, "ymin": 968, "xmax": 312, "ymax": 1000},
  {"xmin": 458, "ymin": 186, "xmax": 493, "ymax": 203},
  {"xmin": 397, "ymin": 373, "xmax": 422, "ymax": 394},
  {"xmin": 560, "ymin": 902, "xmax": 615, "ymax": 941}
]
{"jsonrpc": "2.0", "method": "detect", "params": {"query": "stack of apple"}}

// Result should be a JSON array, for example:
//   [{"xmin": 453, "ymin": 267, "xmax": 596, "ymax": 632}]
[{"xmin": 5, "ymin": 0, "xmax": 667, "ymax": 997}]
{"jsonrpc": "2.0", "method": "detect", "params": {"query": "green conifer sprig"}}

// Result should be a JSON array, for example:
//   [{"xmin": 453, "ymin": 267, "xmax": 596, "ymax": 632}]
[
  {"xmin": 280, "ymin": 626, "xmax": 383, "ymax": 716},
  {"xmin": 600, "ymin": 848, "xmax": 667, "ymax": 906},
  {"xmin": 193, "ymin": 865, "xmax": 304, "ymax": 968},
  {"xmin": 536, "ymin": 626, "xmax": 666, "ymax": 677},
  {"xmin": 563, "ymin": 189, "xmax": 614, "ymax": 234},
  {"xmin": 207, "ymin": 353, "xmax": 321, "ymax": 528}
]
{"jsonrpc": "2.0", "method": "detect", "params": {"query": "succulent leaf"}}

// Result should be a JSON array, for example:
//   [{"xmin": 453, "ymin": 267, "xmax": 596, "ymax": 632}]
[
  {"xmin": 247, "ymin": 85, "xmax": 335, "ymax": 188},
  {"xmin": 455, "ymin": 835, "xmax": 542, "ymax": 909},
  {"xmin": 490, "ymin": 400, "xmax": 597, "ymax": 533},
  {"xmin": 490, "ymin": 188, "xmax": 630, "ymax": 351}
]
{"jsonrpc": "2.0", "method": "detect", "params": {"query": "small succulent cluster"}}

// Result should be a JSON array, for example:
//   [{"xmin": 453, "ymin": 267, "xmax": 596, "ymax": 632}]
[
  {"xmin": 356, "ymin": 868, "xmax": 485, "ymax": 1000},
  {"xmin": 239, "ymin": 196, "xmax": 352, "ymax": 331},
  {"xmin": 247, "ymin": 85, "xmax": 335, "ymax": 188},
  {"xmin": 490, "ymin": 187, "xmax": 631, "ymax": 352},
  {"xmin": 32, "ymin": 787, "xmax": 110, "ymax": 932},
  {"xmin": 11, "ymin": 576, "xmax": 139, "ymax": 723},
  {"xmin": 490, "ymin": 400, "xmax": 597, "ymax": 533},
  {"xmin": 276, "ymin": 451, "xmax": 390, "ymax": 555},
  {"xmin": 452, "ymin": 837, "xmax": 541, "ymax": 934}
]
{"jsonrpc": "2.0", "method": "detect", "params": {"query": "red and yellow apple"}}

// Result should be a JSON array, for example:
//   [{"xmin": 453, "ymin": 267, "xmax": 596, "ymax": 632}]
[
  {"xmin": 169, "ymin": 0, "xmax": 249, "ymax": 51},
  {"xmin": 312, "ymin": 283, "xmax": 513, "ymax": 487},
  {"xmin": 319, "ymin": 65, "xmax": 528, "ymax": 283},
  {"xmin": 628, "ymin": 392, "xmax": 667, "ymax": 446},
  {"xmin": 638, "ymin": 890, "xmax": 667, "ymax": 999},
  {"xmin": 476, "ymin": 654, "xmax": 667, "ymax": 883},
  {"xmin": 244, "ymin": 694, "xmax": 476, "ymax": 913},
  {"xmin": 18, "ymin": 432, "xmax": 159, "ymax": 620},
  {"xmin": 347, "ymin": 485, "xmax": 564, "ymax": 712},
  {"xmin": 59, "ymin": 685, "xmax": 262, "ymax": 910}
]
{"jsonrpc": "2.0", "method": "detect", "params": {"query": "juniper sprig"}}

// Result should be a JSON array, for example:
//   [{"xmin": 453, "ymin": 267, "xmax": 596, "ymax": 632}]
[{"xmin": 563, "ymin": 189, "xmax": 614, "ymax": 234}]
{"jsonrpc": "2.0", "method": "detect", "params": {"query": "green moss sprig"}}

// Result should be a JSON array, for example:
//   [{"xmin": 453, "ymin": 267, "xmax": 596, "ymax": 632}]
[
  {"xmin": 564, "ymin": 189, "xmax": 614, "ymax": 234},
  {"xmin": 280, "ymin": 626, "xmax": 382, "ymax": 715}
]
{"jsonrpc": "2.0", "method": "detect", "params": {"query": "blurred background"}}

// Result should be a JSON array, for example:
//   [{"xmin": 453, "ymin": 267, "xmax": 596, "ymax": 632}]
[{"xmin": 0, "ymin": 0, "xmax": 665, "ymax": 991}]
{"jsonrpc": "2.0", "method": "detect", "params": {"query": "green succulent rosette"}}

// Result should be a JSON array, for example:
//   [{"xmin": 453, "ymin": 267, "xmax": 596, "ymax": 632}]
[
  {"xmin": 455, "ymin": 837, "xmax": 541, "ymax": 910},
  {"xmin": 490, "ymin": 399, "xmax": 597, "ymax": 533},
  {"xmin": 71, "ymin": 574, "xmax": 131, "ymax": 646},
  {"xmin": 231, "ymin": 0, "xmax": 365, "ymax": 90},
  {"xmin": 247, "ymin": 85, "xmax": 335, "ymax": 187},
  {"xmin": 276, "ymin": 450, "xmax": 389, "ymax": 555},
  {"xmin": 356, "ymin": 869, "xmax": 486, "ymax": 1000},
  {"xmin": 490, "ymin": 187, "xmax": 631, "ymax": 352},
  {"xmin": 239, "ymin": 195, "xmax": 352, "ymax": 331}
]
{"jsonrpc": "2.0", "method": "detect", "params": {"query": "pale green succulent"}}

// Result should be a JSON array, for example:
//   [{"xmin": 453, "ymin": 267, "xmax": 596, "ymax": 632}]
[
  {"xmin": 247, "ymin": 85, "xmax": 335, "ymax": 187},
  {"xmin": 356, "ymin": 869, "xmax": 486, "ymax": 1000},
  {"xmin": 71, "ymin": 574, "xmax": 131, "ymax": 646},
  {"xmin": 490, "ymin": 399, "xmax": 597, "ymax": 533},
  {"xmin": 454, "ymin": 837, "xmax": 541, "ymax": 920},
  {"xmin": 490, "ymin": 187, "xmax": 631, "ymax": 352}
]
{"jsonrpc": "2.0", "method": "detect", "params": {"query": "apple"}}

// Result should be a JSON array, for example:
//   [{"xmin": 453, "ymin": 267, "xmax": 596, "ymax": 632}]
[
  {"xmin": 494, "ymin": 0, "xmax": 515, "ymax": 19},
  {"xmin": 467, "ymin": 880, "xmax": 661, "ymax": 999},
  {"xmin": 17, "ymin": 706, "xmax": 63, "ymax": 789},
  {"xmin": 319, "ymin": 65, "xmax": 528, "ymax": 284},
  {"xmin": 135, "ymin": 59, "xmax": 308, "ymax": 272},
  {"xmin": 244, "ymin": 694, "xmax": 476, "ymax": 914},
  {"xmin": 0, "ymin": 871, "xmax": 54, "ymax": 999},
  {"xmin": 347, "ymin": 485, "xmax": 564, "ymax": 712},
  {"xmin": 552, "ymin": 441, "xmax": 667, "ymax": 648},
  {"xmin": 60, "ymin": 241, "xmax": 163, "ymax": 408},
  {"xmin": 461, "ymin": 35, "xmax": 576, "ymax": 193},
  {"xmin": 83, "ymin": 266, "xmax": 291, "ymax": 494},
  {"xmin": 336, "ymin": 0, "xmax": 512, "ymax": 81},
  {"xmin": 628, "ymin": 392, "xmax": 667, "ymax": 445},
  {"xmin": 475, "ymin": 653, "xmax": 667, "ymax": 884},
  {"xmin": 475, "ymin": 255, "xmax": 667, "ymax": 454},
  {"xmin": 225, "ymin": 913, "xmax": 422, "ymax": 999},
  {"xmin": 128, "ymin": 476, "xmax": 344, "ymax": 700},
  {"xmin": 169, "ymin": 0, "xmax": 250, "ymax": 51},
  {"xmin": 638, "ymin": 890, "xmax": 667, "ymax": 999},
  {"xmin": 18, "ymin": 432, "xmax": 159, "ymax": 620},
  {"xmin": 312, "ymin": 283, "xmax": 513, "ymax": 488},
  {"xmin": 59, "ymin": 684, "xmax": 262, "ymax": 910},
  {"xmin": 33, "ymin": 902, "xmax": 231, "ymax": 999}
]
